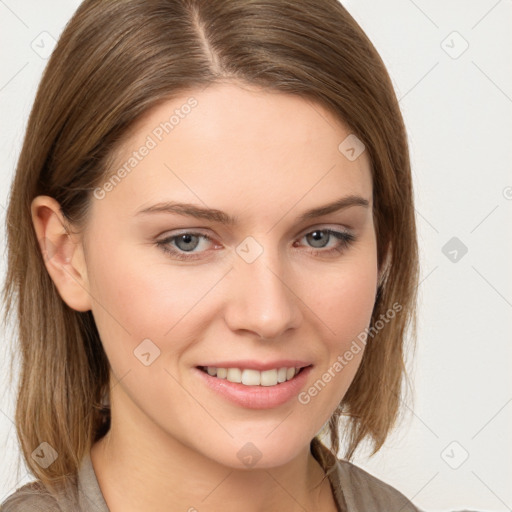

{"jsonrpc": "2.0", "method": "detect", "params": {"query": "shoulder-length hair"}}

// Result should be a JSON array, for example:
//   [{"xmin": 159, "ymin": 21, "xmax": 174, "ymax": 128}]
[{"xmin": 3, "ymin": 0, "xmax": 418, "ymax": 493}]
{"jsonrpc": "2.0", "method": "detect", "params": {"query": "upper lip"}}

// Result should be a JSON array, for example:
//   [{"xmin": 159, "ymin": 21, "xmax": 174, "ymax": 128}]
[{"xmin": 196, "ymin": 360, "xmax": 313, "ymax": 371}]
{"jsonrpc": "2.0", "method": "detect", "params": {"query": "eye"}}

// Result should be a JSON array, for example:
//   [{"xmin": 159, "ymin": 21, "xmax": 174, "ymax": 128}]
[
  {"xmin": 295, "ymin": 228, "xmax": 356, "ymax": 257},
  {"xmin": 155, "ymin": 227, "xmax": 356, "ymax": 261},
  {"xmin": 156, "ymin": 231, "xmax": 214, "ymax": 261}
]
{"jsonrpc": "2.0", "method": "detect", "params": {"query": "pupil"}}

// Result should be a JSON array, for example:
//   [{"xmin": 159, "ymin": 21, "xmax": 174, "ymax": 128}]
[
  {"xmin": 177, "ymin": 234, "xmax": 198, "ymax": 251},
  {"xmin": 309, "ymin": 230, "xmax": 328, "ymax": 248}
]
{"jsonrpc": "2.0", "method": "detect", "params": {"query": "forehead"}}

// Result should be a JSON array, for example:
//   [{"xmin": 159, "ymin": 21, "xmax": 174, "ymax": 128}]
[{"xmin": 95, "ymin": 81, "xmax": 372, "ymax": 222}]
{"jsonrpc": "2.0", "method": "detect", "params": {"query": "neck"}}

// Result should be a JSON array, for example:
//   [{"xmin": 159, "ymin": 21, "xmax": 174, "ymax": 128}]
[{"xmin": 90, "ymin": 421, "xmax": 337, "ymax": 512}]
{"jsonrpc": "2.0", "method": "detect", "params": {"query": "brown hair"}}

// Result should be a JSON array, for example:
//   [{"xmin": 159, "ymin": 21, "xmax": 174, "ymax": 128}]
[{"xmin": 2, "ymin": 0, "xmax": 418, "ymax": 494}]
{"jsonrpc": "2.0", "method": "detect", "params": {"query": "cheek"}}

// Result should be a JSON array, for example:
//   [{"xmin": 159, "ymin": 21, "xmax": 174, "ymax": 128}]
[
  {"xmin": 86, "ymin": 225, "xmax": 378, "ymax": 361},
  {"xmin": 85, "ymin": 235, "xmax": 226, "ymax": 370},
  {"xmin": 303, "ymin": 242, "xmax": 378, "ymax": 347},
  {"xmin": 295, "ymin": 256, "xmax": 378, "ymax": 427},
  {"xmin": 328, "ymin": 262, "xmax": 377, "ymax": 340},
  {"xmin": 298, "ymin": 243, "xmax": 378, "ymax": 388},
  {"xmin": 83, "ymin": 225, "xmax": 379, "ymax": 460}
]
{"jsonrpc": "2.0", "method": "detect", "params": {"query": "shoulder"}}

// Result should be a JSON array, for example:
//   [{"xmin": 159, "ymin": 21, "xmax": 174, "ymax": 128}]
[
  {"xmin": 332, "ymin": 458, "xmax": 424, "ymax": 511},
  {"xmin": 0, "ymin": 480, "xmax": 75, "ymax": 512},
  {"xmin": 0, "ymin": 481, "xmax": 58, "ymax": 512},
  {"xmin": 309, "ymin": 438, "xmax": 423, "ymax": 511}
]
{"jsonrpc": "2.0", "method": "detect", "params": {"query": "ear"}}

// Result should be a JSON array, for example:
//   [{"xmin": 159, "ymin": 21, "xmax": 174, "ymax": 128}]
[{"xmin": 31, "ymin": 195, "xmax": 92, "ymax": 312}]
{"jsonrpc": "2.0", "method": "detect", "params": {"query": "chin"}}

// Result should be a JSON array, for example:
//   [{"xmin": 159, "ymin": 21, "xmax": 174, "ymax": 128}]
[{"xmin": 197, "ymin": 434, "xmax": 310, "ymax": 471}]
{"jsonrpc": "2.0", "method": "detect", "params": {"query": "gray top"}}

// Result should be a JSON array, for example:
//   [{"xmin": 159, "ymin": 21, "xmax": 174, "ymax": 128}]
[{"xmin": 1, "ymin": 440, "xmax": 423, "ymax": 511}]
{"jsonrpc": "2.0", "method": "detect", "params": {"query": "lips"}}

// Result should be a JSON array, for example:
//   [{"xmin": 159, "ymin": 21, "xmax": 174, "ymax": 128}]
[
  {"xmin": 194, "ymin": 364, "xmax": 313, "ymax": 409},
  {"xmin": 195, "ymin": 360, "xmax": 312, "ymax": 387}
]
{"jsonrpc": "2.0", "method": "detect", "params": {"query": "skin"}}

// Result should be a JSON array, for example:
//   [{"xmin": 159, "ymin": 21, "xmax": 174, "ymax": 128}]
[{"xmin": 32, "ymin": 81, "xmax": 379, "ymax": 512}]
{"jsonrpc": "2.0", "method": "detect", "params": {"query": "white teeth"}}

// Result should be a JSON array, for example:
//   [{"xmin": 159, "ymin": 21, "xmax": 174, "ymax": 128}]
[
  {"xmin": 260, "ymin": 369, "xmax": 278, "ymax": 386},
  {"xmin": 242, "ymin": 369, "xmax": 261, "ymax": 386},
  {"xmin": 277, "ymin": 367, "xmax": 287, "ymax": 383},
  {"xmin": 202, "ymin": 366, "xmax": 302, "ymax": 386},
  {"xmin": 227, "ymin": 367, "xmax": 242, "ymax": 383}
]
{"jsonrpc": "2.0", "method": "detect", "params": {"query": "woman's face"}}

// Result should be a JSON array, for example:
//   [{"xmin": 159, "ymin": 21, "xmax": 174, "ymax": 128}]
[{"xmin": 81, "ymin": 81, "xmax": 378, "ymax": 468}]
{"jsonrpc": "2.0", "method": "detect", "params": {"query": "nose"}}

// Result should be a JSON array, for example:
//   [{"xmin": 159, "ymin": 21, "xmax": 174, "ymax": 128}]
[{"xmin": 223, "ymin": 244, "xmax": 303, "ymax": 340}]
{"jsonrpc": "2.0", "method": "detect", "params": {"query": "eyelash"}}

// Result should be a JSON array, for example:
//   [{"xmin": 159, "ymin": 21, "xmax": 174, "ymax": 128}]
[{"xmin": 155, "ymin": 228, "xmax": 356, "ymax": 261}]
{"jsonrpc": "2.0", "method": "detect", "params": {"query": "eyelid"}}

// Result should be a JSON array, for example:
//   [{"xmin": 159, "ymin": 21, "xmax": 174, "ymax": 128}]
[
  {"xmin": 156, "ymin": 228, "xmax": 217, "ymax": 243},
  {"xmin": 298, "ymin": 223, "xmax": 354, "ymax": 236},
  {"xmin": 155, "ymin": 223, "xmax": 356, "ymax": 262},
  {"xmin": 156, "ymin": 223, "xmax": 354, "ymax": 243}
]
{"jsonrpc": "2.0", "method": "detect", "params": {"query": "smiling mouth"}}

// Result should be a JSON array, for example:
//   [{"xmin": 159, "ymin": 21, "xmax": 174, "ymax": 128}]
[{"xmin": 197, "ymin": 365, "xmax": 310, "ymax": 387}]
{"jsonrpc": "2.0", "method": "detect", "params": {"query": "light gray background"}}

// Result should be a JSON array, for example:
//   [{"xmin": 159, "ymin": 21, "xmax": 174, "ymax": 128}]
[{"xmin": 1, "ymin": 1, "xmax": 511, "ymax": 510}]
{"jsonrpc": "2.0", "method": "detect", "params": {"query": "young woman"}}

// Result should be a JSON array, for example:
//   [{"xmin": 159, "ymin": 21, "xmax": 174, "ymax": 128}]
[{"xmin": 1, "ymin": 1, "xmax": 421, "ymax": 510}]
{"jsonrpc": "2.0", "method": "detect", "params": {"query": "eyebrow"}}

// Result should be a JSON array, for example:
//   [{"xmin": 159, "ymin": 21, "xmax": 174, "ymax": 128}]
[{"xmin": 136, "ymin": 195, "xmax": 370, "ymax": 225}]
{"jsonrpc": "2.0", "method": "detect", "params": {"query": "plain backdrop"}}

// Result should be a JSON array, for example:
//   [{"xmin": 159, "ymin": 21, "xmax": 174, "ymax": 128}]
[{"xmin": 1, "ymin": 1, "xmax": 511, "ymax": 511}]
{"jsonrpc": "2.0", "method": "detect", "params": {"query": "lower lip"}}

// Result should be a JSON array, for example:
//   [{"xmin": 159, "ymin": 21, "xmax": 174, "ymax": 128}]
[{"xmin": 194, "ymin": 366, "xmax": 313, "ymax": 410}]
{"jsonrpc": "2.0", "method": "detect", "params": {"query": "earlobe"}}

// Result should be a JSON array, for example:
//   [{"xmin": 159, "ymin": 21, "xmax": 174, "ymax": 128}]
[{"xmin": 31, "ymin": 195, "xmax": 92, "ymax": 312}]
